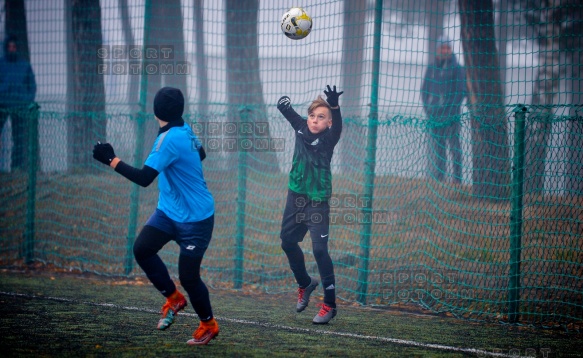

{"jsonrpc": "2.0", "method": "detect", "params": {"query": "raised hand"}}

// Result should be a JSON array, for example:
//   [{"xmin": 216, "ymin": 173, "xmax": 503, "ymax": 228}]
[
  {"xmin": 323, "ymin": 85, "xmax": 343, "ymax": 108},
  {"xmin": 277, "ymin": 96, "xmax": 292, "ymax": 112}
]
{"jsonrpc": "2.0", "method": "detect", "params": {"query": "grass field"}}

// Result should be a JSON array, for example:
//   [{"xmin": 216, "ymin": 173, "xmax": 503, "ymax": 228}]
[
  {"xmin": 2, "ymin": 169, "xmax": 582, "ymax": 327},
  {"xmin": 1, "ymin": 168, "xmax": 582, "ymax": 330},
  {"xmin": 0, "ymin": 266, "xmax": 580, "ymax": 357}
]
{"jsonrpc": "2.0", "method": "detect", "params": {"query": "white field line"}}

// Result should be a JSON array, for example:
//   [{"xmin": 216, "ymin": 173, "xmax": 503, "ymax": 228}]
[{"xmin": 0, "ymin": 291, "xmax": 534, "ymax": 358}]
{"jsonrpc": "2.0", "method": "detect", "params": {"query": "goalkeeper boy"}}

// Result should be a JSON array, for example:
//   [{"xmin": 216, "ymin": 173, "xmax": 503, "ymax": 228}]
[
  {"xmin": 276, "ymin": 85, "xmax": 343, "ymax": 324},
  {"xmin": 92, "ymin": 87, "xmax": 218, "ymax": 345}
]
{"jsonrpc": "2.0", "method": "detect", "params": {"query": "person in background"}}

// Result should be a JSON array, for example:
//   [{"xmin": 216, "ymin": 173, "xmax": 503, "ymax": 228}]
[
  {"xmin": 0, "ymin": 35, "xmax": 37, "ymax": 171},
  {"xmin": 421, "ymin": 38, "xmax": 467, "ymax": 184}
]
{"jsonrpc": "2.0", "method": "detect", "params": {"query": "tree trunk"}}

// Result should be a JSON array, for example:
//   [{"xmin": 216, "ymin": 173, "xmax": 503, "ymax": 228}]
[
  {"xmin": 565, "ymin": 59, "xmax": 583, "ymax": 194},
  {"xmin": 191, "ymin": 1, "xmax": 218, "ymax": 173},
  {"xmin": 142, "ymin": 0, "xmax": 190, "ymax": 160},
  {"xmin": 339, "ymin": 0, "xmax": 367, "ymax": 173},
  {"xmin": 155, "ymin": 1, "xmax": 188, "ymax": 109},
  {"xmin": 193, "ymin": 0, "xmax": 209, "ymax": 119},
  {"xmin": 564, "ymin": 6, "xmax": 583, "ymax": 194},
  {"xmin": 66, "ymin": 0, "xmax": 106, "ymax": 171},
  {"xmin": 225, "ymin": 0, "xmax": 278, "ymax": 174},
  {"xmin": 523, "ymin": 1, "xmax": 563, "ymax": 194},
  {"xmin": 119, "ymin": 0, "xmax": 140, "ymax": 111},
  {"xmin": 426, "ymin": 0, "xmax": 446, "ymax": 65},
  {"xmin": 459, "ymin": 0, "xmax": 510, "ymax": 200},
  {"xmin": 495, "ymin": 0, "xmax": 511, "ymax": 97}
]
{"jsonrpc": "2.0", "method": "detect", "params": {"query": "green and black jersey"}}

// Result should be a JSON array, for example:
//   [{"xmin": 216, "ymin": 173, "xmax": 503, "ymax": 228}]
[{"xmin": 278, "ymin": 105, "xmax": 342, "ymax": 201}]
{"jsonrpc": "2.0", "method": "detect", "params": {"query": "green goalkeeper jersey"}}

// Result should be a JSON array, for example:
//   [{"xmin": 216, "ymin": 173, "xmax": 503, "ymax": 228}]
[{"xmin": 278, "ymin": 106, "xmax": 343, "ymax": 201}]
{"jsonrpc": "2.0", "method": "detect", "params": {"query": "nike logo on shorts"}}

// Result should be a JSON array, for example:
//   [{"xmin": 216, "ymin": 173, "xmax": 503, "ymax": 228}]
[{"xmin": 320, "ymin": 234, "xmax": 328, "ymax": 238}]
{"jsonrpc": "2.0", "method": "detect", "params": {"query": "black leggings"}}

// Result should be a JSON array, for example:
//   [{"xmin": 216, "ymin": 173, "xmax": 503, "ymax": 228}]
[
  {"xmin": 281, "ymin": 240, "xmax": 336, "ymax": 306},
  {"xmin": 133, "ymin": 225, "xmax": 213, "ymax": 321}
]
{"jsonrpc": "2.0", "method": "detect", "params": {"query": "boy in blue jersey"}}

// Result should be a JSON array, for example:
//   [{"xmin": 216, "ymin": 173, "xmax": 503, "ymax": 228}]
[{"xmin": 92, "ymin": 87, "xmax": 218, "ymax": 346}]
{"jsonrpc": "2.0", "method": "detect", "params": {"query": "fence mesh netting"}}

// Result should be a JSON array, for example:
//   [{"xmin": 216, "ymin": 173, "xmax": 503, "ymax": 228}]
[{"xmin": 0, "ymin": 1, "xmax": 582, "ymax": 328}]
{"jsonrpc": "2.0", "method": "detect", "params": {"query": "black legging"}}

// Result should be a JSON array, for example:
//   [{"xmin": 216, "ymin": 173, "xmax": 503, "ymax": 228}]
[
  {"xmin": 281, "ymin": 240, "xmax": 336, "ymax": 307},
  {"xmin": 133, "ymin": 225, "xmax": 213, "ymax": 321}
]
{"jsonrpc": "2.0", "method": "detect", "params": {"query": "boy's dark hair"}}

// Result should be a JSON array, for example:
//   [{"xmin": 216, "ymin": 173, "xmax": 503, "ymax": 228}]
[{"xmin": 308, "ymin": 95, "xmax": 331, "ymax": 115}]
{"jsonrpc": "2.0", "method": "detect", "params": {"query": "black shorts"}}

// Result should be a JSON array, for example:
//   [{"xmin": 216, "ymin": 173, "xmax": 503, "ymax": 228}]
[
  {"xmin": 145, "ymin": 209, "xmax": 214, "ymax": 257},
  {"xmin": 280, "ymin": 189, "xmax": 330, "ymax": 244}
]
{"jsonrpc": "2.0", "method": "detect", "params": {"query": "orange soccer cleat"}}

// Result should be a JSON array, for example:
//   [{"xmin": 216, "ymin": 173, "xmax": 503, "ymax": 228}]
[
  {"xmin": 187, "ymin": 318, "xmax": 220, "ymax": 345},
  {"xmin": 157, "ymin": 290, "xmax": 187, "ymax": 330}
]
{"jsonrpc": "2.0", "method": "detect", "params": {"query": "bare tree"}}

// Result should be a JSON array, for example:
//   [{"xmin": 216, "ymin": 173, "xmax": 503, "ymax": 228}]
[
  {"xmin": 119, "ymin": 0, "xmax": 139, "ymax": 111},
  {"xmin": 426, "ymin": 0, "xmax": 447, "ymax": 65},
  {"xmin": 191, "ymin": 1, "xmax": 219, "ymax": 173},
  {"xmin": 522, "ymin": 1, "xmax": 565, "ymax": 194},
  {"xmin": 459, "ymin": 0, "xmax": 510, "ymax": 200},
  {"xmin": 225, "ymin": 0, "xmax": 278, "ymax": 173},
  {"xmin": 565, "ymin": 63, "xmax": 583, "ymax": 194},
  {"xmin": 66, "ymin": 0, "xmax": 106, "ymax": 170},
  {"xmin": 140, "ymin": 0, "xmax": 190, "ymax": 159},
  {"xmin": 495, "ymin": 0, "xmax": 512, "ymax": 97},
  {"xmin": 519, "ymin": 0, "xmax": 583, "ymax": 194},
  {"xmin": 339, "ymin": 0, "xmax": 367, "ymax": 173},
  {"xmin": 562, "ymin": 2, "xmax": 583, "ymax": 193},
  {"xmin": 193, "ymin": 0, "xmax": 209, "ymax": 119}
]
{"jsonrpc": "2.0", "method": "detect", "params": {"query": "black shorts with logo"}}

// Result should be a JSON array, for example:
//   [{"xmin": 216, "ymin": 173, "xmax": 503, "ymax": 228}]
[
  {"xmin": 145, "ymin": 208, "xmax": 214, "ymax": 258},
  {"xmin": 280, "ymin": 189, "xmax": 330, "ymax": 244}
]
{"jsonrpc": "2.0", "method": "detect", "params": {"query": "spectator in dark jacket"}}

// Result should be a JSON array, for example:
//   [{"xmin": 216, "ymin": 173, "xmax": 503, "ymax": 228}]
[
  {"xmin": 421, "ymin": 39, "xmax": 466, "ymax": 184},
  {"xmin": 0, "ymin": 35, "xmax": 37, "ymax": 171}
]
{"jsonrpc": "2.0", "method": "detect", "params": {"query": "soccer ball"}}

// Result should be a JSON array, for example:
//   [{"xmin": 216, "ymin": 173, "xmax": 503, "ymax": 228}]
[{"xmin": 281, "ymin": 7, "xmax": 312, "ymax": 40}]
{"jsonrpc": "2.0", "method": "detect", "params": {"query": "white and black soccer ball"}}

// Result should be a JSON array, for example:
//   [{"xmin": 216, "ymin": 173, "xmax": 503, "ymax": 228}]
[{"xmin": 280, "ymin": 7, "xmax": 312, "ymax": 40}]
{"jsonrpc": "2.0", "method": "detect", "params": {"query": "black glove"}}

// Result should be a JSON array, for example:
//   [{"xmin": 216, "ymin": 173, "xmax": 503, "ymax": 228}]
[
  {"xmin": 277, "ymin": 96, "xmax": 292, "ymax": 112},
  {"xmin": 324, "ymin": 85, "xmax": 343, "ymax": 108},
  {"xmin": 93, "ymin": 141, "xmax": 116, "ymax": 165}
]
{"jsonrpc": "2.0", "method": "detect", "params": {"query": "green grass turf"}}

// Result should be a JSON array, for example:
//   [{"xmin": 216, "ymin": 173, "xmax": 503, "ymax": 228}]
[{"xmin": 0, "ymin": 268, "xmax": 580, "ymax": 357}]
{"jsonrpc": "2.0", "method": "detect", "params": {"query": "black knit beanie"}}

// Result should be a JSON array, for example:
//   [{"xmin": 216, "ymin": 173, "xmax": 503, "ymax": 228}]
[{"xmin": 153, "ymin": 87, "xmax": 184, "ymax": 122}]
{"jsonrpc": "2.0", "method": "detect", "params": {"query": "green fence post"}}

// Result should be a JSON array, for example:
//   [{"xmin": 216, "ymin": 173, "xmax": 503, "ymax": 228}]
[
  {"xmin": 509, "ymin": 104, "xmax": 527, "ymax": 323},
  {"xmin": 125, "ymin": 0, "xmax": 151, "ymax": 275},
  {"xmin": 126, "ymin": 115, "xmax": 146, "ymax": 275},
  {"xmin": 25, "ymin": 103, "xmax": 40, "ymax": 264},
  {"xmin": 357, "ymin": 0, "xmax": 383, "ymax": 305},
  {"xmin": 234, "ymin": 106, "xmax": 250, "ymax": 289}
]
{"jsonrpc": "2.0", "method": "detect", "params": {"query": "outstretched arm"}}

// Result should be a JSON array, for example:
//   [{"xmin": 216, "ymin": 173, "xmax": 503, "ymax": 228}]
[
  {"xmin": 324, "ymin": 85, "xmax": 344, "ymax": 146},
  {"xmin": 93, "ymin": 142, "xmax": 159, "ymax": 187},
  {"xmin": 329, "ymin": 107, "xmax": 343, "ymax": 146},
  {"xmin": 277, "ymin": 96, "xmax": 305, "ymax": 131},
  {"xmin": 114, "ymin": 161, "xmax": 159, "ymax": 187}
]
